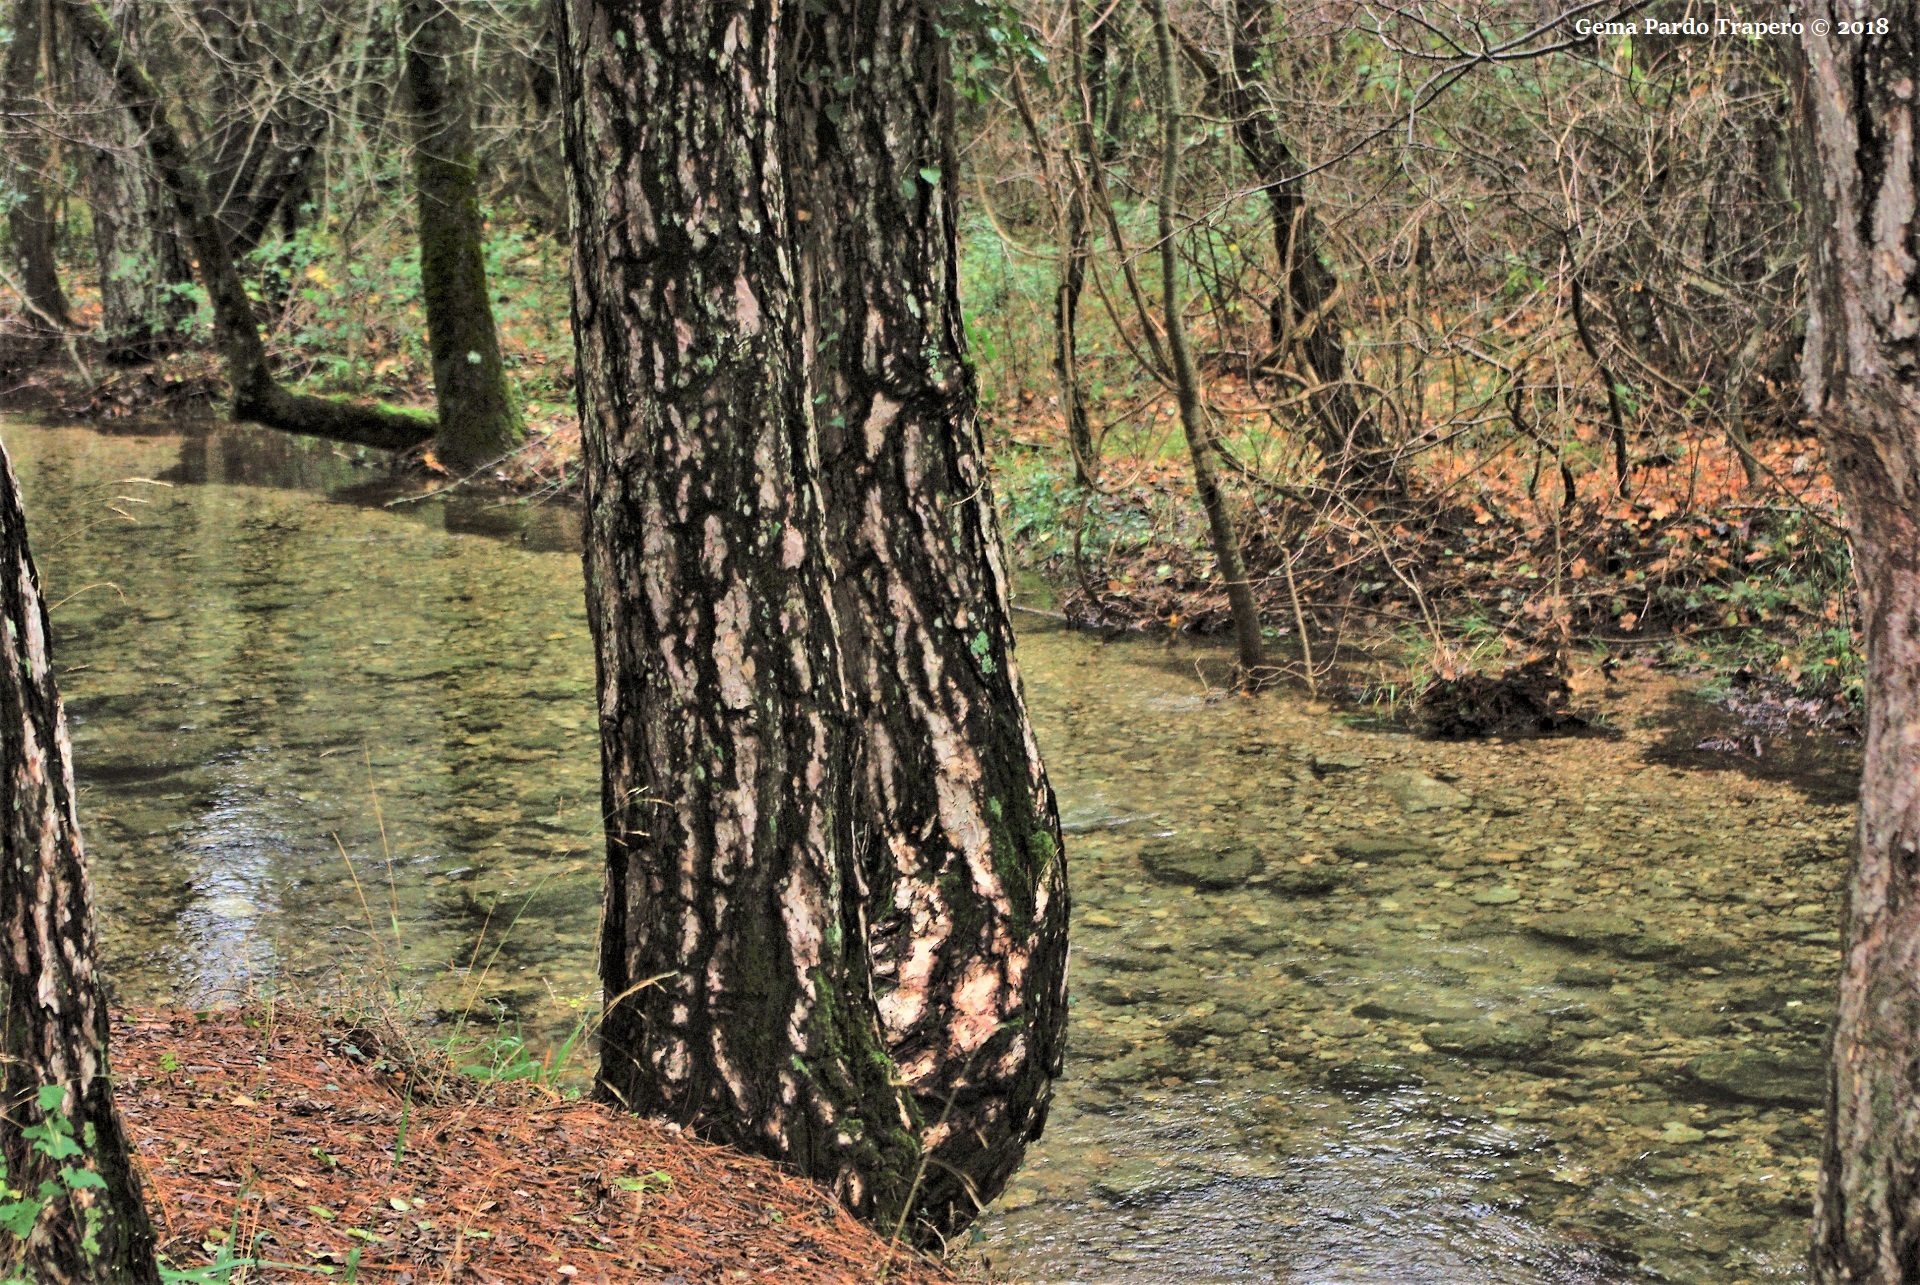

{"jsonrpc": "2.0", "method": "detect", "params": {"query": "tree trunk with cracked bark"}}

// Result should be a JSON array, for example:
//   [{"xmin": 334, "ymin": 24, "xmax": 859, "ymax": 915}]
[
  {"xmin": 0, "ymin": 436, "xmax": 160, "ymax": 1283},
  {"xmin": 1795, "ymin": 8, "xmax": 1920, "ymax": 1281},
  {"xmin": 789, "ymin": 0, "xmax": 1070, "ymax": 1235},
  {"xmin": 3, "ymin": 0, "xmax": 69, "ymax": 331},
  {"xmin": 404, "ymin": 0, "xmax": 523, "ymax": 471},
  {"xmin": 561, "ymin": 0, "xmax": 1068, "ymax": 1242}
]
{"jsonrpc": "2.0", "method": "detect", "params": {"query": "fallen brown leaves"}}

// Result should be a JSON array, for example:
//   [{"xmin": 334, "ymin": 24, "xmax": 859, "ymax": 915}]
[{"xmin": 115, "ymin": 1010, "xmax": 954, "ymax": 1284}]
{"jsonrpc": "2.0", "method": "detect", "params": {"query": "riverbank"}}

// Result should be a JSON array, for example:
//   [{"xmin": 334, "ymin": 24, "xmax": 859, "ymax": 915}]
[
  {"xmin": 0, "ymin": 337, "xmax": 1861, "ymax": 724},
  {"xmin": 114, "ymin": 1008, "xmax": 956, "ymax": 1284}
]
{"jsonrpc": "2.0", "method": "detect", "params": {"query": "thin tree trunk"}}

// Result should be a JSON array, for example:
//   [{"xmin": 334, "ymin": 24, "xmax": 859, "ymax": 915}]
[
  {"xmin": 1151, "ymin": 0, "xmax": 1264, "ymax": 685},
  {"xmin": 561, "ymin": 0, "xmax": 920, "ymax": 1229},
  {"xmin": 1223, "ymin": 0, "xmax": 1376, "ymax": 474},
  {"xmin": 404, "ymin": 0, "xmax": 522, "ymax": 471},
  {"xmin": 1796, "ymin": 9, "xmax": 1920, "ymax": 1281},
  {"xmin": 789, "ymin": 0, "xmax": 1070, "ymax": 1236},
  {"xmin": 2, "ymin": 0, "xmax": 69, "ymax": 331},
  {"xmin": 1054, "ymin": 0, "xmax": 1108, "ymax": 488},
  {"xmin": 0, "ymin": 436, "xmax": 160, "ymax": 1283},
  {"xmin": 62, "ymin": 0, "xmax": 433, "ymax": 451}
]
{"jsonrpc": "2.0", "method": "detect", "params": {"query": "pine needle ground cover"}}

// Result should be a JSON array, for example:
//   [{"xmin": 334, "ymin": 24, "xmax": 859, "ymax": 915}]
[{"xmin": 114, "ymin": 1010, "xmax": 953, "ymax": 1284}]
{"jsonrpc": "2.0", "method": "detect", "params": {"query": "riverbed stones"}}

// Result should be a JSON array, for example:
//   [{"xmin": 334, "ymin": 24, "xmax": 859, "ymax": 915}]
[
  {"xmin": 1333, "ymin": 835, "xmax": 1432, "ymax": 863},
  {"xmin": 1139, "ymin": 839, "xmax": 1263, "ymax": 890},
  {"xmin": 1319, "ymin": 1059, "xmax": 1425, "ymax": 1092},
  {"xmin": 1676, "ymin": 1048, "xmax": 1824, "ymax": 1108},
  {"xmin": 1379, "ymin": 770, "xmax": 1472, "ymax": 812},
  {"xmin": 1425, "ymin": 1016, "xmax": 1556, "ymax": 1062}
]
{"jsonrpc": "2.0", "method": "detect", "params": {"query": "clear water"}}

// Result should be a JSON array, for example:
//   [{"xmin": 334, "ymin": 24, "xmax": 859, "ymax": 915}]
[{"xmin": 9, "ymin": 417, "xmax": 1849, "ymax": 1282}]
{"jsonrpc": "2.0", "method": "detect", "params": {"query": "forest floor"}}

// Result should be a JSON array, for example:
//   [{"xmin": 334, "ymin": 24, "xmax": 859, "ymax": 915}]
[
  {"xmin": 114, "ymin": 1008, "xmax": 957, "ymax": 1284},
  {"xmin": 0, "ymin": 335, "xmax": 1862, "ymax": 723}
]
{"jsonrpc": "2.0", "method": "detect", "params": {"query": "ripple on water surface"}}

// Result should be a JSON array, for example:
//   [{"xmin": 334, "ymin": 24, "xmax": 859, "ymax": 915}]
[{"xmin": 7, "ymin": 418, "xmax": 1853, "ymax": 1282}]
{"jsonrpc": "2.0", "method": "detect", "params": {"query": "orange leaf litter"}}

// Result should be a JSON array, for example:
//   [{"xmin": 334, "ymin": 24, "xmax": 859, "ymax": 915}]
[{"xmin": 114, "ymin": 1010, "xmax": 955, "ymax": 1284}]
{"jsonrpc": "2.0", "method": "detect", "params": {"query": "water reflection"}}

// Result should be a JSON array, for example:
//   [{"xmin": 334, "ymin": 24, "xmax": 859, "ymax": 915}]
[
  {"xmin": 6, "ymin": 417, "xmax": 1848, "ymax": 1282},
  {"xmin": 10, "ymin": 418, "xmax": 602, "ymax": 1026}
]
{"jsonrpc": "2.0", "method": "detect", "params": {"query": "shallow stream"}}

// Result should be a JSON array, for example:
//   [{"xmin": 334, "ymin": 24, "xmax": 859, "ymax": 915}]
[{"xmin": 9, "ymin": 418, "xmax": 1854, "ymax": 1282}]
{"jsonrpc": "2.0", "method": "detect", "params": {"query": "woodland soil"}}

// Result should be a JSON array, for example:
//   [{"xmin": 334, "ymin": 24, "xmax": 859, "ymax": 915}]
[{"xmin": 113, "ymin": 1008, "xmax": 955, "ymax": 1284}]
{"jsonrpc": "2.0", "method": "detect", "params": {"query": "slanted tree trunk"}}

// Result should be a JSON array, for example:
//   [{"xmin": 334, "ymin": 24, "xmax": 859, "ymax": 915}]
[
  {"xmin": 562, "ymin": 0, "xmax": 1068, "ymax": 1242},
  {"xmin": 0, "ymin": 437, "xmax": 160, "ymax": 1283},
  {"xmin": 1151, "ymin": 0, "xmax": 1265, "ymax": 684},
  {"xmin": 62, "ymin": 0, "xmax": 433, "ymax": 451},
  {"xmin": 2, "ymin": 0, "xmax": 69, "ymax": 331},
  {"xmin": 403, "ymin": 0, "xmax": 522, "ymax": 471},
  {"xmin": 789, "ymin": 0, "xmax": 1070, "ymax": 1236},
  {"xmin": 1795, "ymin": 9, "xmax": 1920, "ymax": 1282}
]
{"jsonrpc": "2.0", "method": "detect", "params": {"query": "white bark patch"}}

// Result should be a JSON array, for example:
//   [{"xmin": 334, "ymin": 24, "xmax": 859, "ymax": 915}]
[
  {"xmin": 781, "ymin": 524, "xmax": 806, "ymax": 568},
  {"xmin": 946, "ymin": 958, "xmax": 1007, "ymax": 1056},
  {"xmin": 734, "ymin": 274, "xmax": 762, "ymax": 336},
  {"xmin": 711, "ymin": 581, "xmax": 756, "ymax": 710},
  {"xmin": 863, "ymin": 393, "xmax": 901, "ymax": 458},
  {"xmin": 875, "ymin": 863, "xmax": 951, "ymax": 1036}
]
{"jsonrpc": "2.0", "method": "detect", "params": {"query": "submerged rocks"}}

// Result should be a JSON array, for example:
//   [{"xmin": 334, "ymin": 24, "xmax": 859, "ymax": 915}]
[
  {"xmin": 1425, "ymin": 1016, "xmax": 1557, "ymax": 1062},
  {"xmin": 1676, "ymin": 1048, "xmax": 1824, "ymax": 1108},
  {"xmin": 1379, "ymin": 770, "xmax": 1472, "ymax": 813},
  {"xmin": 1334, "ymin": 835, "xmax": 1433, "ymax": 863},
  {"xmin": 1319, "ymin": 1059, "xmax": 1426, "ymax": 1092},
  {"xmin": 1137, "ymin": 838, "xmax": 1348, "ymax": 896},
  {"xmin": 1139, "ymin": 839, "xmax": 1263, "ymax": 890}
]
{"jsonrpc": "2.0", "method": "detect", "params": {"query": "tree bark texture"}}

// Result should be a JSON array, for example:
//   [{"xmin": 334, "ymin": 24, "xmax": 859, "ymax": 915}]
[
  {"xmin": 1153, "ymin": 0, "xmax": 1265, "ymax": 684},
  {"xmin": 788, "ymin": 0, "xmax": 1070, "ymax": 1234},
  {"xmin": 561, "ymin": 0, "xmax": 921, "ymax": 1229},
  {"xmin": 1794, "ymin": 8, "xmax": 1920, "ymax": 1281},
  {"xmin": 0, "ymin": 436, "xmax": 160, "ymax": 1283},
  {"xmin": 562, "ymin": 0, "xmax": 1069, "ymax": 1241},
  {"xmin": 404, "ymin": 0, "xmax": 524, "ymax": 471},
  {"xmin": 1222, "ymin": 0, "xmax": 1377, "ymax": 472},
  {"xmin": 2, "ymin": 0, "xmax": 69, "ymax": 331},
  {"xmin": 62, "ymin": 0, "xmax": 434, "ymax": 451}
]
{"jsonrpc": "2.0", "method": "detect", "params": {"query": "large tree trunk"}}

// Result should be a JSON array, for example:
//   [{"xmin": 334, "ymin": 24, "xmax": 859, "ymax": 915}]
[
  {"xmin": 1795, "ymin": 9, "xmax": 1920, "ymax": 1282},
  {"xmin": 62, "ymin": 0, "xmax": 434, "ymax": 451},
  {"xmin": 403, "ymin": 0, "xmax": 523, "ymax": 471},
  {"xmin": 562, "ymin": 0, "xmax": 919, "ymax": 1228},
  {"xmin": 788, "ymin": 0, "xmax": 1070, "ymax": 1236},
  {"xmin": 562, "ymin": 0, "xmax": 1068, "ymax": 1242},
  {"xmin": 2, "ymin": 0, "xmax": 69, "ymax": 331},
  {"xmin": 0, "ymin": 436, "xmax": 160, "ymax": 1283}
]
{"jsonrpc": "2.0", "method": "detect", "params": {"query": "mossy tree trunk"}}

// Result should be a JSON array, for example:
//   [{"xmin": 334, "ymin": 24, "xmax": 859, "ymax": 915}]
[
  {"xmin": 403, "ymin": 0, "xmax": 522, "ymax": 471},
  {"xmin": 1796, "ymin": 8, "xmax": 1920, "ymax": 1281},
  {"xmin": 62, "ymin": 0, "xmax": 434, "ymax": 451},
  {"xmin": 562, "ymin": 0, "xmax": 1068, "ymax": 1242},
  {"xmin": 789, "ymin": 0, "xmax": 1070, "ymax": 1236},
  {"xmin": 2, "ymin": 0, "xmax": 69, "ymax": 331},
  {"xmin": 0, "ymin": 436, "xmax": 160, "ymax": 1284}
]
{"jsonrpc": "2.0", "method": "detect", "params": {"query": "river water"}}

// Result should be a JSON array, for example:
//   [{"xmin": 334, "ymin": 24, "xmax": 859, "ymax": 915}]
[{"xmin": 9, "ymin": 418, "xmax": 1852, "ymax": 1282}]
